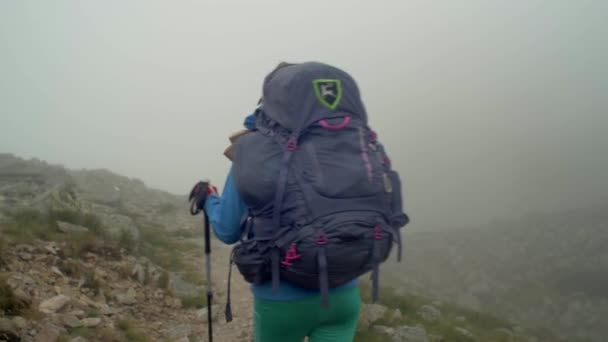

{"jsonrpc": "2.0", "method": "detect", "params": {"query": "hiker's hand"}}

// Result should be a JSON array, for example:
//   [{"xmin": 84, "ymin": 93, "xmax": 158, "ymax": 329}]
[
  {"xmin": 206, "ymin": 184, "xmax": 218, "ymax": 196},
  {"xmin": 189, "ymin": 181, "xmax": 218, "ymax": 215}
]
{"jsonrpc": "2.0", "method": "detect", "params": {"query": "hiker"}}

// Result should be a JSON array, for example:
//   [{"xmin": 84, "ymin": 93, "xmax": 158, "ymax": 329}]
[{"xmin": 197, "ymin": 62, "xmax": 409, "ymax": 342}]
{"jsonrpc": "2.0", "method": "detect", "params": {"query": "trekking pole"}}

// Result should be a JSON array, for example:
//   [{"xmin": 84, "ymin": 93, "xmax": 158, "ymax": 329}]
[
  {"xmin": 189, "ymin": 181, "xmax": 214, "ymax": 342},
  {"xmin": 203, "ymin": 209, "xmax": 213, "ymax": 342}
]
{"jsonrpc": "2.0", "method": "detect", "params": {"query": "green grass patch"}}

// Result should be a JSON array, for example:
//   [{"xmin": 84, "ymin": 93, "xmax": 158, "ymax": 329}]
[
  {"xmin": 355, "ymin": 280, "xmax": 537, "ymax": 342},
  {"xmin": 139, "ymin": 223, "xmax": 179, "ymax": 251},
  {"xmin": 179, "ymin": 289, "xmax": 207, "ymax": 309},
  {"xmin": 3, "ymin": 208, "xmax": 52, "ymax": 242},
  {"xmin": 182, "ymin": 269, "xmax": 204, "ymax": 286},
  {"xmin": 87, "ymin": 308, "xmax": 101, "ymax": 318},
  {"xmin": 171, "ymin": 228, "xmax": 203, "ymax": 239},
  {"xmin": 49, "ymin": 209, "xmax": 103, "ymax": 234},
  {"xmin": 3, "ymin": 207, "xmax": 128, "ymax": 263},
  {"xmin": 354, "ymin": 329, "xmax": 390, "ymax": 342},
  {"xmin": 117, "ymin": 319, "xmax": 150, "ymax": 342},
  {"xmin": 137, "ymin": 223, "xmax": 202, "ymax": 272},
  {"xmin": 2, "ymin": 208, "xmax": 106, "ymax": 245},
  {"xmin": 68, "ymin": 327, "xmax": 95, "ymax": 339},
  {"xmin": 157, "ymin": 271, "xmax": 170, "ymax": 289},
  {"xmin": 119, "ymin": 228, "xmax": 138, "ymax": 254},
  {"xmin": 0, "ymin": 238, "xmax": 7, "ymax": 267}
]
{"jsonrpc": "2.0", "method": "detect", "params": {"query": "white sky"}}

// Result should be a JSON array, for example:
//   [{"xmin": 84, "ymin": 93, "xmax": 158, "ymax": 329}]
[{"xmin": 1, "ymin": 0, "xmax": 607, "ymax": 230}]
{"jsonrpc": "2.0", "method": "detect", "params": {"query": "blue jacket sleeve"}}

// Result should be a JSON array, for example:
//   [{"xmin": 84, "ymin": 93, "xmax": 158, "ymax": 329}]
[{"xmin": 204, "ymin": 166, "xmax": 247, "ymax": 244}]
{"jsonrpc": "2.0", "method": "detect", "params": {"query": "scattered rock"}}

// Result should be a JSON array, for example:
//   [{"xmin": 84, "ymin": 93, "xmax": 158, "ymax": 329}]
[
  {"xmin": 81, "ymin": 318, "xmax": 101, "ymax": 328},
  {"xmin": 391, "ymin": 325, "xmax": 430, "ymax": 342},
  {"xmin": 57, "ymin": 221, "xmax": 89, "ymax": 234},
  {"xmin": 70, "ymin": 337, "xmax": 88, "ymax": 342},
  {"xmin": 115, "ymin": 287, "xmax": 137, "ymax": 305},
  {"xmin": 19, "ymin": 252, "xmax": 33, "ymax": 261},
  {"xmin": 7, "ymin": 274, "xmax": 35, "ymax": 290},
  {"xmin": 372, "ymin": 325, "xmax": 395, "ymax": 335},
  {"xmin": 146, "ymin": 263, "xmax": 163, "ymax": 288},
  {"xmin": 0, "ymin": 318, "xmax": 20, "ymax": 342},
  {"xmin": 35, "ymin": 323, "xmax": 65, "ymax": 342},
  {"xmin": 93, "ymin": 268, "xmax": 107, "ymax": 280},
  {"xmin": 131, "ymin": 263, "xmax": 146, "ymax": 284},
  {"xmin": 51, "ymin": 267, "xmax": 64, "ymax": 277},
  {"xmin": 455, "ymin": 327, "xmax": 475, "ymax": 339},
  {"xmin": 95, "ymin": 290, "xmax": 107, "ymax": 305},
  {"xmin": 196, "ymin": 306, "xmax": 220, "ymax": 323},
  {"xmin": 76, "ymin": 295, "xmax": 98, "ymax": 309},
  {"xmin": 153, "ymin": 289, "xmax": 165, "ymax": 300},
  {"xmin": 168, "ymin": 273, "xmax": 200, "ymax": 299},
  {"xmin": 392, "ymin": 308, "xmax": 402, "ymax": 321},
  {"xmin": 39, "ymin": 295, "xmax": 71, "ymax": 314},
  {"xmin": 83, "ymin": 253, "xmax": 97, "ymax": 261},
  {"xmin": 44, "ymin": 244, "xmax": 60, "ymax": 256},
  {"xmin": 16, "ymin": 245, "xmax": 37, "ymax": 254},
  {"xmin": 167, "ymin": 324, "xmax": 192, "ymax": 339},
  {"xmin": 418, "ymin": 305, "xmax": 442, "ymax": 322},
  {"xmin": 62, "ymin": 315, "xmax": 82, "ymax": 329},
  {"xmin": 12, "ymin": 316, "xmax": 28, "ymax": 330},
  {"xmin": 164, "ymin": 296, "xmax": 182, "ymax": 309},
  {"xmin": 238, "ymin": 330, "xmax": 249, "ymax": 339},
  {"xmin": 100, "ymin": 305, "xmax": 119, "ymax": 316},
  {"xmin": 358, "ymin": 303, "xmax": 388, "ymax": 330},
  {"xmin": 68, "ymin": 310, "xmax": 86, "ymax": 319}
]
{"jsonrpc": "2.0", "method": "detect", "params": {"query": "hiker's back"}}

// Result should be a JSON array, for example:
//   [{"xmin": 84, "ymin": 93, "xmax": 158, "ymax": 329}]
[{"xmin": 232, "ymin": 62, "xmax": 409, "ymax": 303}]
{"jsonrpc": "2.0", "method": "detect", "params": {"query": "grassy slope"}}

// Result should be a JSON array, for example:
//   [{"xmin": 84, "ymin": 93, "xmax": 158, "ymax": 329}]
[{"xmin": 354, "ymin": 281, "xmax": 558, "ymax": 342}]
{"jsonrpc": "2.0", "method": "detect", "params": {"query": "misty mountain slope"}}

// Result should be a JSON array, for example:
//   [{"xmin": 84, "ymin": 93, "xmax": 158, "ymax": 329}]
[
  {"xmin": 388, "ymin": 205, "xmax": 608, "ymax": 341},
  {"xmin": 0, "ymin": 153, "xmax": 258, "ymax": 341},
  {"xmin": 0, "ymin": 153, "xmax": 197, "ymax": 232}
]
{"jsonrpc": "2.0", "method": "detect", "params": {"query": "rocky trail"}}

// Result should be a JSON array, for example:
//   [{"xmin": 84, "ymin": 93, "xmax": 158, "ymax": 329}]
[{"xmin": 0, "ymin": 234, "xmax": 255, "ymax": 342}]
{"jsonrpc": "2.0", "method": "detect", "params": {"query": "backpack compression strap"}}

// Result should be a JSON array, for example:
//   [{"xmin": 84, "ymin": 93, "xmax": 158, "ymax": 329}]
[
  {"xmin": 315, "ymin": 227, "xmax": 330, "ymax": 308},
  {"xmin": 270, "ymin": 134, "xmax": 300, "ymax": 293},
  {"xmin": 371, "ymin": 225, "xmax": 384, "ymax": 303}
]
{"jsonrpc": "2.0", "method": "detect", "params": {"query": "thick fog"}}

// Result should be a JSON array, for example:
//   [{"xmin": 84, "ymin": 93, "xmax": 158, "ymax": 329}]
[{"xmin": 1, "ymin": 0, "xmax": 607, "ymax": 231}]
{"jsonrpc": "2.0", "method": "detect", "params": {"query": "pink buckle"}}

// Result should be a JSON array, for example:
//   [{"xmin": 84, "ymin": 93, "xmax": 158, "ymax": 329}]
[
  {"xmin": 319, "ymin": 116, "xmax": 352, "ymax": 131},
  {"xmin": 286, "ymin": 137, "xmax": 298, "ymax": 152},
  {"xmin": 373, "ymin": 226, "xmax": 384, "ymax": 240},
  {"xmin": 315, "ymin": 233, "xmax": 328, "ymax": 245},
  {"xmin": 281, "ymin": 244, "xmax": 301, "ymax": 266}
]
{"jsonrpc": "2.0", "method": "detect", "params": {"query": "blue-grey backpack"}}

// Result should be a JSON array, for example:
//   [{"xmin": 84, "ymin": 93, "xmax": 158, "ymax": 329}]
[{"xmin": 230, "ymin": 61, "xmax": 409, "ymax": 310}]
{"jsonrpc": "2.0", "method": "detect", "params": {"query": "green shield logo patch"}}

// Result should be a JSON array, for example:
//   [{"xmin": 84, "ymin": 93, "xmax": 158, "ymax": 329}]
[{"xmin": 313, "ymin": 79, "xmax": 343, "ymax": 110}]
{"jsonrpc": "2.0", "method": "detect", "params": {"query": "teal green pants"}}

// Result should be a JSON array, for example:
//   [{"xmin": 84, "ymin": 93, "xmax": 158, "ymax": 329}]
[{"xmin": 254, "ymin": 286, "xmax": 361, "ymax": 342}]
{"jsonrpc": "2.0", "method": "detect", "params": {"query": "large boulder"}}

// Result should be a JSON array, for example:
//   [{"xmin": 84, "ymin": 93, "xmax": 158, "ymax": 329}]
[
  {"xmin": 358, "ymin": 303, "xmax": 388, "ymax": 330},
  {"xmin": 115, "ymin": 287, "xmax": 138, "ymax": 305},
  {"xmin": 39, "ymin": 295, "xmax": 71, "ymax": 314},
  {"xmin": 168, "ymin": 273, "xmax": 201, "ymax": 299},
  {"xmin": 56, "ymin": 221, "xmax": 89, "ymax": 234}
]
